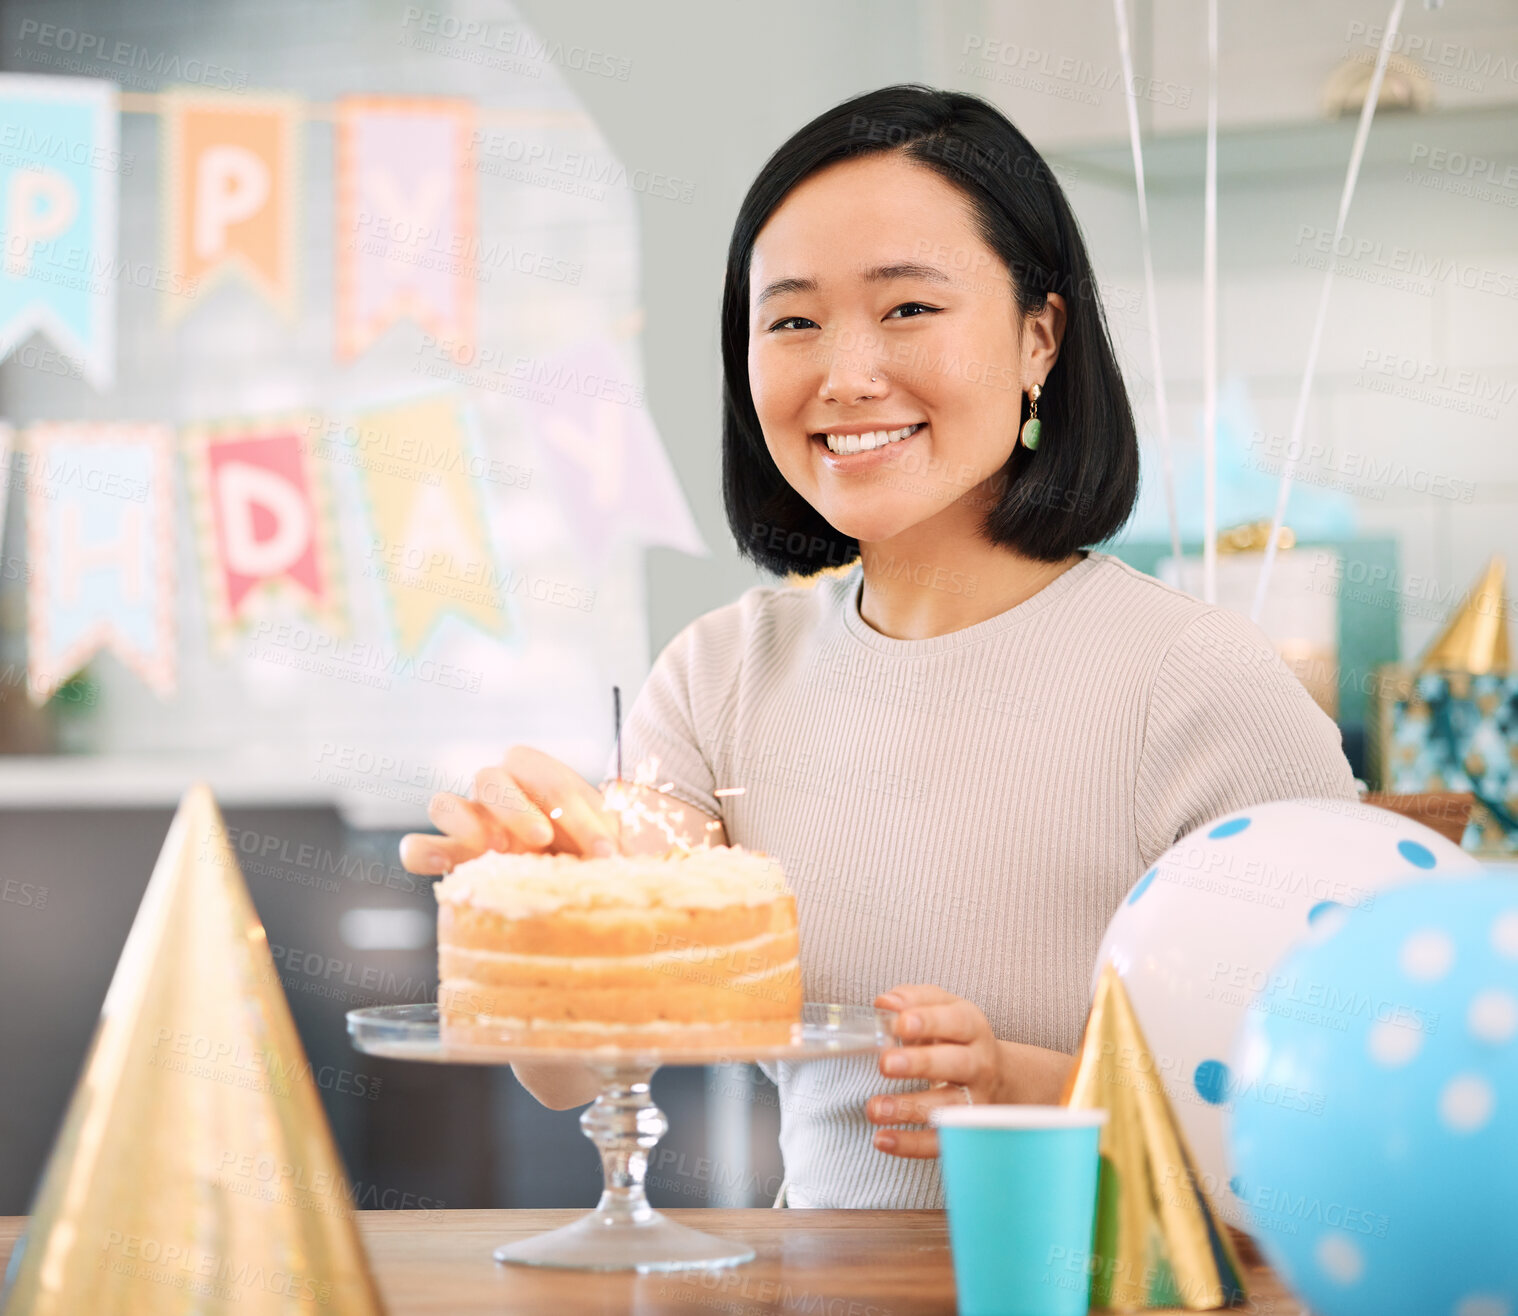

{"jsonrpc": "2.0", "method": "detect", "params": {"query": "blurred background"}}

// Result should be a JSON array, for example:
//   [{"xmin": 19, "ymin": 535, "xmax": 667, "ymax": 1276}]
[{"xmin": 0, "ymin": 0, "xmax": 1515, "ymax": 1213}]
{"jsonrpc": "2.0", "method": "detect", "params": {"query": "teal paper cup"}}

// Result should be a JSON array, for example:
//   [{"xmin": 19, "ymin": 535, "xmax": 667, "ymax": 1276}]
[{"xmin": 932, "ymin": 1105, "xmax": 1108, "ymax": 1316}]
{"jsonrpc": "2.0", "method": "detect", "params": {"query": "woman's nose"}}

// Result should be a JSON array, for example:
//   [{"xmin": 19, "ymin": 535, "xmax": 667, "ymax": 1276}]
[{"xmin": 816, "ymin": 331, "xmax": 887, "ymax": 402}]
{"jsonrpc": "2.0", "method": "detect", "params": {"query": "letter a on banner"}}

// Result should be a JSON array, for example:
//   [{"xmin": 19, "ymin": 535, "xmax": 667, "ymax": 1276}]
[
  {"xmin": 334, "ymin": 95, "xmax": 476, "ymax": 361},
  {"xmin": 26, "ymin": 423, "xmax": 176, "ymax": 702},
  {"xmin": 161, "ymin": 89, "xmax": 301, "ymax": 323},
  {"xmin": 0, "ymin": 75, "xmax": 118, "ymax": 389},
  {"xmin": 352, "ymin": 392, "xmax": 507, "ymax": 656},
  {"xmin": 183, "ymin": 415, "xmax": 343, "ymax": 649}
]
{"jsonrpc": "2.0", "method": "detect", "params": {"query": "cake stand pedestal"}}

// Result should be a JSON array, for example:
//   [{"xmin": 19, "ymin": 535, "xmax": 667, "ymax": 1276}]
[{"xmin": 347, "ymin": 1002, "xmax": 895, "ymax": 1273}]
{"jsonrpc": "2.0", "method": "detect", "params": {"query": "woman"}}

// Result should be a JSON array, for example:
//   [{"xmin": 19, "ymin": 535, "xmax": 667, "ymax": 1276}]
[{"xmin": 401, "ymin": 85, "xmax": 1357, "ymax": 1210}]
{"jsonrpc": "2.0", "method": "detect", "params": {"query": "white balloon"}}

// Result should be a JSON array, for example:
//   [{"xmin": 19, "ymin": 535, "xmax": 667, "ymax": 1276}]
[{"xmin": 1091, "ymin": 797, "xmax": 1482, "ymax": 1228}]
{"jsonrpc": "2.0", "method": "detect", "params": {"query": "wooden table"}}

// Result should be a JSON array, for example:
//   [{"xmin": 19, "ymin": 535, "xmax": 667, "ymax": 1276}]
[{"xmin": 0, "ymin": 1210, "xmax": 1302, "ymax": 1314}]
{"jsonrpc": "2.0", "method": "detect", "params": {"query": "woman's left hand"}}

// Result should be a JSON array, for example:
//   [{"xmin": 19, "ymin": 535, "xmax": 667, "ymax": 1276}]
[{"xmin": 866, "ymin": 984, "xmax": 1009, "ymax": 1159}]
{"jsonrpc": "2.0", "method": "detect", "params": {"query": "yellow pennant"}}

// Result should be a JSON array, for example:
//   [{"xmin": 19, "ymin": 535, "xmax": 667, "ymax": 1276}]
[{"xmin": 351, "ymin": 392, "xmax": 508, "ymax": 656}]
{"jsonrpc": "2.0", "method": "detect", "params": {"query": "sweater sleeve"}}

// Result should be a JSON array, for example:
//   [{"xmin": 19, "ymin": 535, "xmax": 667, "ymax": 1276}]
[
  {"xmin": 599, "ymin": 618, "xmax": 723, "ymax": 820},
  {"xmin": 1133, "ymin": 607, "xmax": 1359, "ymax": 868}
]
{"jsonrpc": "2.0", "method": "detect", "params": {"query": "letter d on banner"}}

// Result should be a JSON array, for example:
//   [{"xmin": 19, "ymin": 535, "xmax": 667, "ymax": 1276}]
[{"xmin": 182, "ymin": 414, "xmax": 343, "ymax": 650}]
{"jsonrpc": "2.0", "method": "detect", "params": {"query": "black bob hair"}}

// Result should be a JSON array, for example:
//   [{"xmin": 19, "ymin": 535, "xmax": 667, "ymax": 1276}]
[{"xmin": 720, "ymin": 84, "xmax": 1140, "ymax": 578}]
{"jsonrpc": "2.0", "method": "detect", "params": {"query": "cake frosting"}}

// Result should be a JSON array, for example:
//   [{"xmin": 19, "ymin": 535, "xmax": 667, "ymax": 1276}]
[
  {"xmin": 434, "ymin": 843, "xmax": 803, "ymax": 1050},
  {"xmin": 433, "ymin": 844, "xmax": 788, "ymax": 917}
]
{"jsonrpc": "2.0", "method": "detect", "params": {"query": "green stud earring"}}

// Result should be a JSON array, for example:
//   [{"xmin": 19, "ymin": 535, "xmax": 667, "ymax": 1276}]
[{"xmin": 1020, "ymin": 382, "xmax": 1042, "ymax": 450}]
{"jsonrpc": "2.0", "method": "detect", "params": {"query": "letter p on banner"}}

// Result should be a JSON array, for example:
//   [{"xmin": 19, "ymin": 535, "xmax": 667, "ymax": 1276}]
[
  {"xmin": 0, "ymin": 74, "xmax": 118, "ymax": 388},
  {"xmin": 163, "ymin": 89, "xmax": 301, "ymax": 324}
]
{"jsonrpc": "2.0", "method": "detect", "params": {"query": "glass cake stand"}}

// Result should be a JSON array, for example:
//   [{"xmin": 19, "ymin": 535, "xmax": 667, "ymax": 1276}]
[{"xmin": 347, "ymin": 1002, "xmax": 896, "ymax": 1273}]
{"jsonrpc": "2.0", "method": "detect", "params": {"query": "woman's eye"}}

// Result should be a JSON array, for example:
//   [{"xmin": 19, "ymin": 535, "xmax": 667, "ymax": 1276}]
[
  {"xmin": 885, "ymin": 302, "xmax": 941, "ymax": 320},
  {"xmin": 768, "ymin": 316, "xmax": 819, "ymax": 332}
]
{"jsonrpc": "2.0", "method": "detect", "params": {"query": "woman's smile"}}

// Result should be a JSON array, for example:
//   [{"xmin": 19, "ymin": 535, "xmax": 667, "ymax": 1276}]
[{"xmin": 811, "ymin": 421, "xmax": 928, "ymax": 465}]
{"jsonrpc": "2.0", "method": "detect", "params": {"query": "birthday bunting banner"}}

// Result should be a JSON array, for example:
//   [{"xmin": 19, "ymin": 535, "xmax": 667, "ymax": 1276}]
[
  {"xmin": 350, "ymin": 392, "xmax": 507, "ymax": 656},
  {"xmin": 335, "ymin": 95, "xmax": 477, "ymax": 362},
  {"xmin": 0, "ymin": 74, "xmax": 119, "ymax": 389},
  {"xmin": 183, "ymin": 413, "xmax": 342, "ymax": 648},
  {"xmin": 520, "ymin": 338, "xmax": 706, "ymax": 568},
  {"xmin": 162, "ymin": 89, "xmax": 300, "ymax": 323},
  {"xmin": 26, "ymin": 422, "xmax": 176, "ymax": 702}
]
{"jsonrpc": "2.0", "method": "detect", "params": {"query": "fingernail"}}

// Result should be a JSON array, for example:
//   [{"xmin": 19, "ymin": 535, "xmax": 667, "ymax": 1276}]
[
  {"xmin": 592, "ymin": 839, "xmax": 614, "ymax": 857},
  {"xmin": 875, "ymin": 1133, "xmax": 896, "ymax": 1152},
  {"xmin": 877, "ymin": 993, "xmax": 904, "ymax": 1010},
  {"xmin": 876, "ymin": 1099, "xmax": 895, "ymax": 1120},
  {"xmin": 900, "ymin": 1013, "xmax": 920, "ymax": 1035},
  {"xmin": 531, "ymin": 822, "xmax": 554, "ymax": 845},
  {"xmin": 883, "ymin": 1052, "xmax": 908, "ymax": 1076},
  {"xmin": 425, "ymin": 850, "xmax": 452, "ymax": 873}
]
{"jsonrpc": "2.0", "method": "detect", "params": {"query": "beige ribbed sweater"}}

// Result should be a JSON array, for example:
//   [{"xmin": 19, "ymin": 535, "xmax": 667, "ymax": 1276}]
[{"xmin": 602, "ymin": 551, "xmax": 1358, "ymax": 1209}]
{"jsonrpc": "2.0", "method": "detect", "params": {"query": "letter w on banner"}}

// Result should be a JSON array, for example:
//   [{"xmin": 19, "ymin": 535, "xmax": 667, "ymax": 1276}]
[
  {"xmin": 161, "ymin": 88, "xmax": 300, "ymax": 324},
  {"xmin": 0, "ymin": 75, "xmax": 118, "ymax": 389},
  {"xmin": 335, "ymin": 96, "xmax": 476, "ymax": 362},
  {"xmin": 26, "ymin": 423, "xmax": 176, "ymax": 702},
  {"xmin": 183, "ymin": 415, "xmax": 343, "ymax": 650}
]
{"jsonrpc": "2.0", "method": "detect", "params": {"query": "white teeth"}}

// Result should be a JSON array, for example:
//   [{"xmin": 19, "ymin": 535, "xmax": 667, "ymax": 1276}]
[{"xmin": 823, "ymin": 423, "xmax": 922, "ymax": 455}]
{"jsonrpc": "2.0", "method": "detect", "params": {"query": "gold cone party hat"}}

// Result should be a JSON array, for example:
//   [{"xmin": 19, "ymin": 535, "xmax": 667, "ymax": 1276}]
[
  {"xmin": 0, "ymin": 784, "xmax": 386, "ymax": 1315},
  {"xmin": 1418, "ymin": 556, "xmax": 1510, "ymax": 675},
  {"xmin": 1060, "ymin": 964, "xmax": 1246, "ymax": 1311}
]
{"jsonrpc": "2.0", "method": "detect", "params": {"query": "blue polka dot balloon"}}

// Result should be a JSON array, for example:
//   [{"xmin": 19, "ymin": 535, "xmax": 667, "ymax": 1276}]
[
  {"xmin": 1093, "ymin": 798, "xmax": 1481, "ymax": 1226},
  {"xmin": 1227, "ymin": 875, "xmax": 1518, "ymax": 1316}
]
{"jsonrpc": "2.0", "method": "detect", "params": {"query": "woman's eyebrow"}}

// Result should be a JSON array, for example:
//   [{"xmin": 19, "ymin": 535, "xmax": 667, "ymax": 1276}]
[
  {"xmin": 861, "ymin": 262, "xmax": 950, "ymax": 285},
  {"xmin": 755, "ymin": 262, "xmax": 949, "ymax": 308},
  {"xmin": 755, "ymin": 276, "xmax": 818, "ymax": 307}
]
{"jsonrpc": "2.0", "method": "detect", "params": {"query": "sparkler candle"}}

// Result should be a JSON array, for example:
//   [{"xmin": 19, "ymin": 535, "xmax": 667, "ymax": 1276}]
[
  {"xmin": 601, "ymin": 689, "xmax": 747, "ymax": 854},
  {"xmin": 602, "ymin": 756, "xmax": 688, "ymax": 854},
  {"xmin": 613, "ymin": 684, "xmax": 623, "ymax": 781},
  {"xmin": 600, "ymin": 755, "xmax": 748, "ymax": 856}
]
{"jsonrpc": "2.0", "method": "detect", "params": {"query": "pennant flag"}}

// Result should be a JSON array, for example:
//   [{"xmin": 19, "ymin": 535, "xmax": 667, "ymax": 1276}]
[
  {"xmin": 161, "ymin": 89, "xmax": 300, "ymax": 323},
  {"xmin": 26, "ymin": 422, "xmax": 176, "ymax": 702},
  {"xmin": 334, "ymin": 95, "xmax": 476, "ymax": 361},
  {"xmin": 183, "ymin": 413, "xmax": 342, "ymax": 648},
  {"xmin": 351, "ymin": 392, "xmax": 507, "ymax": 655},
  {"xmin": 518, "ymin": 337, "xmax": 706, "ymax": 568},
  {"xmin": 0, "ymin": 75, "xmax": 118, "ymax": 389}
]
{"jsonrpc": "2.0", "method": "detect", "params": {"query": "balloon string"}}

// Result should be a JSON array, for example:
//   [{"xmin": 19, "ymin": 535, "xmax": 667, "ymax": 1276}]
[
  {"xmin": 1112, "ymin": 0, "xmax": 1182, "ymax": 569},
  {"xmin": 1252, "ymin": 0, "xmax": 1407, "ymax": 622},
  {"xmin": 1202, "ymin": 0, "xmax": 1219, "ymax": 606}
]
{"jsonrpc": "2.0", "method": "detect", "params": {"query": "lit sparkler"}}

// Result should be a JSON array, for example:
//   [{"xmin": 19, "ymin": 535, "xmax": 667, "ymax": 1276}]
[
  {"xmin": 601, "ymin": 755, "xmax": 745, "ymax": 856},
  {"xmin": 602, "ymin": 686, "xmax": 743, "ymax": 855}
]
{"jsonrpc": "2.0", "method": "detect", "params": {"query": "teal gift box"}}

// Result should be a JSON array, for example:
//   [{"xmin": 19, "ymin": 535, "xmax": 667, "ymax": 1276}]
[{"xmin": 1369, "ymin": 666, "xmax": 1518, "ymax": 852}]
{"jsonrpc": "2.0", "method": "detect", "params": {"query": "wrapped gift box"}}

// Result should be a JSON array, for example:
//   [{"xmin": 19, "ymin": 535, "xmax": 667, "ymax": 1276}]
[{"xmin": 1369, "ymin": 666, "xmax": 1518, "ymax": 853}]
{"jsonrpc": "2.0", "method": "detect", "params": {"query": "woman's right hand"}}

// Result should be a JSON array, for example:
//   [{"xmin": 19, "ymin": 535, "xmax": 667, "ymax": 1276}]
[{"xmin": 399, "ymin": 744, "xmax": 621, "ymax": 876}]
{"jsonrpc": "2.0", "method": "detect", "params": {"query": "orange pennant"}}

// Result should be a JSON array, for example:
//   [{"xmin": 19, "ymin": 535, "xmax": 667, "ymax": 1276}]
[{"xmin": 162, "ymin": 89, "xmax": 299, "ymax": 323}]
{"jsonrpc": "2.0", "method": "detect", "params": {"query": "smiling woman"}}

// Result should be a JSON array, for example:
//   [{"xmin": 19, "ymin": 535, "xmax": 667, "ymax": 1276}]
[
  {"xmin": 722, "ymin": 84, "xmax": 1138, "ymax": 614},
  {"xmin": 405, "ymin": 83, "xmax": 1359, "ymax": 1213}
]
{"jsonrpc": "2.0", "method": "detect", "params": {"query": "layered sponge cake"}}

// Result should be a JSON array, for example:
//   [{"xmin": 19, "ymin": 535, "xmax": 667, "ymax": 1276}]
[{"xmin": 435, "ymin": 846, "xmax": 802, "ymax": 1049}]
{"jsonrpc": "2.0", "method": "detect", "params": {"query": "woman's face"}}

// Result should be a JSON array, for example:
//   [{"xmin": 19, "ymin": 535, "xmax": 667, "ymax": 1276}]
[{"xmin": 747, "ymin": 151, "xmax": 1063, "ymax": 547}]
